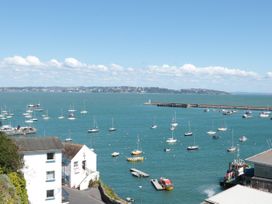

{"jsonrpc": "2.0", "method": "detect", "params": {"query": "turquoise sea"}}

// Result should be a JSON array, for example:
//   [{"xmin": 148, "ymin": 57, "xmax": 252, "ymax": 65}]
[{"xmin": 1, "ymin": 93, "xmax": 272, "ymax": 203}]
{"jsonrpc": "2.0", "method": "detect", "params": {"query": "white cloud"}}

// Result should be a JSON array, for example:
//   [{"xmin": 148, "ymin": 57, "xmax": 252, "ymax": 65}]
[
  {"xmin": 64, "ymin": 58, "xmax": 85, "ymax": 68},
  {"xmin": 146, "ymin": 64, "xmax": 260, "ymax": 79},
  {"xmin": 267, "ymin": 72, "xmax": 272, "ymax": 78},
  {"xmin": 48, "ymin": 59, "xmax": 62, "ymax": 67},
  {"xmin": 0, "ymin": 55, "xmax": 271, "ymax": 92},
  {"xmin": 2, "ymin": 55, "xmax": 43, "ymax": 66}
]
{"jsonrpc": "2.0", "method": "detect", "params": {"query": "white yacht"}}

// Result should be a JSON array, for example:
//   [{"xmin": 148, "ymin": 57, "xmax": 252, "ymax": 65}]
[
  {"xmin": 184, "ymin": 121, "xmax": 193, "ymax": 136},
  {"xmin": 227, "ymin": 130, "xmax": 237, "ymax": 152},
  {"xmin": 88, "ymin": 118, "xmax": 99, "ymax": 133},
  {"xmin": 259, "ymin": 112, "xmax": 269, "ymax": 118},
  {"xmin": 207, "ymin": 130, "xmax": 216, "ymax": 135},
  {"xmin": 67, "ymin": 112, "xmax": 76, "ymax": 120},
  {"xmin": 108, "ymin": 118, "xmax": 117, "ymax": 132},
  {"xmin": 166, "ymin": 131, "xmax": 177, "ymax": 144},
  {"xmin": 58, "ymin": 109, "xmax": 65, "ymax": 119}
]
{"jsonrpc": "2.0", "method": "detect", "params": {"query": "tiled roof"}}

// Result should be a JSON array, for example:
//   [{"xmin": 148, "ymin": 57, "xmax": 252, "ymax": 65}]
[
  {"xmin": 13, "ymin": 136, "xmax": 63, "ymax": 152},
  {"xmin": 62, "ymin": 142, "xmax": 83, "ymax": 160}
]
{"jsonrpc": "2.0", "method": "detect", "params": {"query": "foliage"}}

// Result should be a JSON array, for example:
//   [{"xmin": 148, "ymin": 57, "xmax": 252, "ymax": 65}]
[
  {"xmin": 8, "ymin": 172, "xmax": 28, "ymax": 204},
  {"xmin": 0, "ymin": 174, "xmax": 20, "ymax": 204},
  {"xmin": 0, "ymin": 133, "xmax": 23, "ymax": 173},
  {"xmin": 89, "ymin": 179, "xmax": 100, "ymax": 188},
  {"xmin": 100, "ymin": 180, "xmax": 123, "ymax": 201}
]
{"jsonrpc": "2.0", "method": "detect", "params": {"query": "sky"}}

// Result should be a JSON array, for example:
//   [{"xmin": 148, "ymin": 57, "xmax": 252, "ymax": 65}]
[{"xmin": 0, "ymin": 0, "xmax": 272, "ymax": 93}]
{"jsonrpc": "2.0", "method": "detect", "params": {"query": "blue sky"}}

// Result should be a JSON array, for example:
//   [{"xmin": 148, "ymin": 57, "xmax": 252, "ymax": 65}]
[{"xmin": 0, "ymin": 0, "xmax": 272, "ymax": 92}]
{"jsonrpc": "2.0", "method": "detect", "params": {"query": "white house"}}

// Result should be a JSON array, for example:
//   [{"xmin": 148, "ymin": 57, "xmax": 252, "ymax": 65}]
[
  {"xmin": 62, "ymin": 143, "xmax": 99, "ymax": 190},
  {"xmin": 14, "ymin": 137, "xmax": 63, "ymax": 204}
]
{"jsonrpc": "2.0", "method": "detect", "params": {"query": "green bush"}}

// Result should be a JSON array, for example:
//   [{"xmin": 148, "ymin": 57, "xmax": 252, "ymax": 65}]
[
  {"xmin": 0, "ymin": 133, "xmax": 23, "ymax": 173},
  {"xmin": 0, "ymin": 174, "xmax": 20, "ymax": 204},
  {"xmin": 8, "ymin": 172, "xmax": 28, "ymax": 204}
]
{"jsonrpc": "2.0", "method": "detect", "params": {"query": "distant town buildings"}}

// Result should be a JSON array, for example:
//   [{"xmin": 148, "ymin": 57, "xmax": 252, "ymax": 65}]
[{"xmin": 0, "ymin": 86, "xmax": 229, "ymax": 95}]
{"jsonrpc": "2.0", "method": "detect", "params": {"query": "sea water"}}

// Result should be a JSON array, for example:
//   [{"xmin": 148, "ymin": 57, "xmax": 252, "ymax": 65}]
[{"xmin": 0, "ymin": 92, "xmax": 271, "ymax": 203}]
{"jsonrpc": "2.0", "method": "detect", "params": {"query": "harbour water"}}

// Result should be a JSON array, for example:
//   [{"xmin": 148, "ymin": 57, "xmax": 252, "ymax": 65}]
[{"xmin": 0, "ymin": 93, "xmax": 272, "ymax": 203}]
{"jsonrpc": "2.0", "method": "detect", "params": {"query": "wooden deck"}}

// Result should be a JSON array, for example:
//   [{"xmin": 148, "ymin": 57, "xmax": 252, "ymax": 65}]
[
  {"xmin": 150, "ymin": 179, "xmax": 163, "ymax": 190},
  {"xmin": 130, "ymin": 168, "xmax": 149, "ymax": 177}
]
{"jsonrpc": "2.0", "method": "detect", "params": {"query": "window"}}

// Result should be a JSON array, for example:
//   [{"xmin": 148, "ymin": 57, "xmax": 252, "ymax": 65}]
[
  {"xmin": 47, "ymin": 152, "xmax": 55, "ymax": 161},
  {"xmin": 46, "ymin": 171, "xmax": 55, "ymax": 182},
  {"xmin": 46, "ymin": 189, "xmax": 54, "ymax": 199},
  {"xmin": 82, "ymin": 160, "xmax": 86, "ymax": 170}
]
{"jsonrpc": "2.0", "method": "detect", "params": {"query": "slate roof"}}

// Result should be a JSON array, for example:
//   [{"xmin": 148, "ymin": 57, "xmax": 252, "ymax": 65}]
[
  {"xmin": 62, "ymin": 142, "xmax": 83, "ymax": 160},
  {"xmin": 246, "ymin": 149, "xmax": 272, "ymax": 166},
  {"xmin": 13, "ymin": 137, "xmax": 63, "ymax": 152}
]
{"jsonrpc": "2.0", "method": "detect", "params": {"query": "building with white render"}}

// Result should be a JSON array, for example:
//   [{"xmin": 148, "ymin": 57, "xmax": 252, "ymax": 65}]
[
  {"xmin": 14, "ymin": 137, "xmax": 63, "ymax": 204},
  {"xmin": 62, "ymin": 143, "xmax": 99, "ymax": 190}
]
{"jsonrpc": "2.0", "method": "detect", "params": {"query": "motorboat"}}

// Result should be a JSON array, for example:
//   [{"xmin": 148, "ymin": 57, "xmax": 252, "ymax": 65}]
[
  {"xmin": 159, "ymin": 177, "xmax": 174, "ymax": 191},
  {"xmin": 239, "ymin": 136, "xmax": 247, "ymax": 142},
  {"xmin": 207, "ymin": 130, "xmax": 216, "ymax": 135},
  {"xmin": 127, "ymin": 157, "xmax": 144, "ymax": 162},
  {"xmin": 111, "ymin": 152, "xmax": 120, "ymax": 157}
]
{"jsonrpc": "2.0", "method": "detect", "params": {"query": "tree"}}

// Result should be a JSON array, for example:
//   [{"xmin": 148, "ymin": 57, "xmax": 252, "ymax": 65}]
[{"xmin": 0, "ymin": 133, "xmax": 23, "ymax": 173}]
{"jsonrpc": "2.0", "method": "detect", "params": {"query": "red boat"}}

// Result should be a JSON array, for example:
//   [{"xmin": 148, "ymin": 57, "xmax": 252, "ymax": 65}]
[{"xmin": 159, "ymin": 177, "xmax": 174, "ymax": 191}]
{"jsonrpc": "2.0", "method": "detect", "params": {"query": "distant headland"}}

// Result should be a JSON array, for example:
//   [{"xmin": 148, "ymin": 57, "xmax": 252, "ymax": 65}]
[{"xmin": 0, "ymin": 86, "xmax": 230, "ymax": 95}]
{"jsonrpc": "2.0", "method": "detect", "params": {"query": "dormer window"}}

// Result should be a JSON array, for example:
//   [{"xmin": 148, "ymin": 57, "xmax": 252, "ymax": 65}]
[{"xmin": 46, "ymin": 152, "xmax": 55, "ymax": 162}]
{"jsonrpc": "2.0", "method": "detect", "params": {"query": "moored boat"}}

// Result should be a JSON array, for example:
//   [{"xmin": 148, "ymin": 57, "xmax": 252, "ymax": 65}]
[
  {"xmin": 131, "ymin": 135, "xmax": 142, "ymax": 155},
  {"xmin": 159, "ymin": 177, "xmax": 174, "ymax": 191},
  {"xmin": 111, "ymin": 152, "xmax": 120, "ymax": 157},
  {"xmin": 127, "ymin": 156, "xmax": 144, "ymax": 162},
  {"xmin": 239, "ymin": 136, "xmax": 247, "ymax": 142}
]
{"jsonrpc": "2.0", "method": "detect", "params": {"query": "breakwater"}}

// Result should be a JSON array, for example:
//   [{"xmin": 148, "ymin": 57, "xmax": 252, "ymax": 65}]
[{"xmin": 145, "ymin": 102, "xmax": 272, "ymax": 111}]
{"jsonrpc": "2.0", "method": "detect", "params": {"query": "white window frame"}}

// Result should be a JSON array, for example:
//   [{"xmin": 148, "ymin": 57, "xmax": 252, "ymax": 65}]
[{"xmin": 46, "ymin": 171, "xmax": 55, "ymax": 182}]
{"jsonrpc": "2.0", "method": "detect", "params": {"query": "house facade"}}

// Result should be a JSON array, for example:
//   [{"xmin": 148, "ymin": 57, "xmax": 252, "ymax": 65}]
[
  {"xmin": 14, "ymin": 137, "xmax": 63, "ymax": 204},
  {"xmin": 62, "ymin": 143, "xmax": 99, "ymax": 190}
]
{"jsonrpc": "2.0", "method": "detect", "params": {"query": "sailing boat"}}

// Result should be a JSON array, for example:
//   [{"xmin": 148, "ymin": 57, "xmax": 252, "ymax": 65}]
[
  {"xmin": 108, "ymin": 117, "xmax": 117, "ymax": 132},
  {"xmin": 184, "ymin": 121, "xmax": 193, "ymax": 136},
  {"xmin": 166, "ymin": 130, "xmax": 177, "ymax": 144},
  {"xmin": 217, "ymin": 120, "xmax": 227, "ymax": 131},
  {"xmin": 42, "ymin": 110, "xmax": 50, "ymax": 120},
  {"xmin": 151, "ymin": 117, "xmax": 158, "ymax": 129},
  {"xmin": 187, "ymin": 132, "xmax": 199, "ymax": 150},
  {"xmin": 58, "ymin": 109, "xmax": 65, "ymax": 119},
  {"xmin": 170, "ymin": 111, "xmax": 178, "ymax": 129},
  {"xmin": 131, "ymin": 135, "xmax": 142, "ymax": 155},
  {"xmin": 88, "ymin": 117, "xmax": 99, "ymax": 133},
  {"xmin": 80, "ymin": 101, "xmax": 88, "ymax": 114},
  {"xmin": 207, "ymin": 121, "xmax": 216, "ymax": 135},
  {"xmin": 65, "ymin": 130, "xmax": 73, "ymax": 142},
  {"xmin": 227, "ymin": 130, "xmax": 237, "ymax": 152}
]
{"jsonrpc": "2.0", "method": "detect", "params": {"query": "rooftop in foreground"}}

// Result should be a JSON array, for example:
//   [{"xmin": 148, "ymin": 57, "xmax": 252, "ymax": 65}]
[
  {"xmin": 203, "ymin": 184, "xmax": 272, "ymax": 204},
  {"xmin": 13, "ymin": 136, "xmax": 63, "ymax": 152},
  {"xmin": 246, "ymin": 149, "xmax": 272, "ymax": 166}
]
